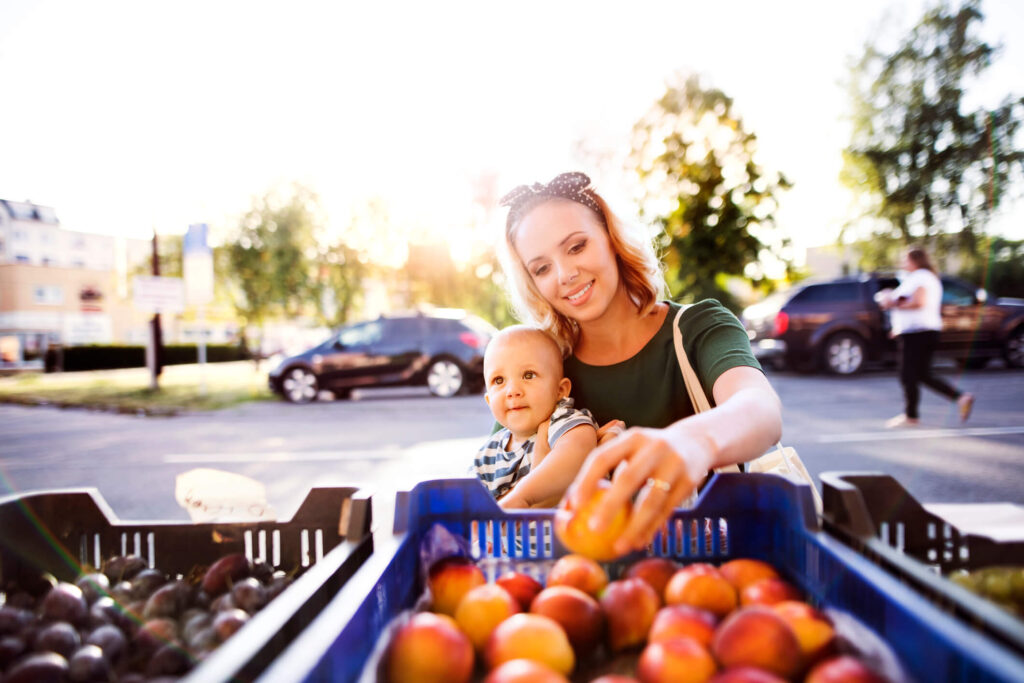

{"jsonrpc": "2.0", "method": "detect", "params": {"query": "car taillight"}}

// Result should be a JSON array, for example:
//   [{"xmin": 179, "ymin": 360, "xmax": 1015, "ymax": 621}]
[
  {"xmin": 459, "ymin": 331, "xmax": 489, "ymax": 350},
  {"xmin": 773, "ymin": 311, "xmax": 789, "ymax": 337}
]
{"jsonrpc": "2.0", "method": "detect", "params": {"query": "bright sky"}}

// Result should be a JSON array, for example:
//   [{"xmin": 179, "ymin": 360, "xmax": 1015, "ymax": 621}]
[{"xmin": 1, "ymin": 0, "xmax": 1022, "ymax": 268}]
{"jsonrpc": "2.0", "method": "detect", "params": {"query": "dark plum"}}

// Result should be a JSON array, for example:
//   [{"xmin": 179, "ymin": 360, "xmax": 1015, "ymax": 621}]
[
  {"xmin": 74, "ymin": 573, "xmax": 110, "ymax": 605},
  {"xmin": 231, "ymin": 577, "xmax": 268, "ymax": 614},
  {"xmin": 86, "ymin": 596, "xmax": 131, "ymax": 633},
  {"xmin": 101, "ymin": 555, "xmax": 147, "ymax": 583},
  {"xmin": 128, "ymin": 568, "xmax": 167, "ymax": 601},
  {"xmin": 4, "ymin": 651, "xmax": 70, "ymax": 683},
  {"xmin": 143, "ymin": 581, "xmax": 189, "ymax": 620},
  {"xmin": 131, "ymin": 618, "xmax": 178, "ymax": 660},
  {"xmin": 67, "ymin": 644, "xmax": 111, "ymax": 682},
  {"xmin": 85, "ymin": 624, "xmax": 126, "ymax": 663},
  {"xmin": 34, "ymin": 621, "xmax": 81, "ymax": 658},
  {"xmin": 40, "ymin": 583, "xmax": 88, "ymax": 625},
  {"xmin": 181, "ymin": 612, "xmax": 212, "ymax": 645},
  {"xmin": 266, "ymin": 574, "xmax": 293, "ymax": 602},
  {"xmin": 209, "ymin": 592, "xmax": 237, "ymax": 613},
  {"xmin": 146, "ymin": 642, "xmax": 193, "ymax": 677},
  {"xmin": 0, "ymin": 634, "xmax": 28, "ymax": 668},
  {"xmin": 213, "ymin": 609, "xmax": 249, "ymax": 642},
  {"xmin": 251, "ymin": 560, "xmax": 274, "ymax": 584},
  {"xmin": 186, "ymin": 625, "xmax": 219, "ymax": 654},
  {"xmin": 0, "ymin": 605, "xmax": 34, "ymax": 635},
  {"xmin": 201, "ymin": 554, "xmax": 251, "ymax": 597}
]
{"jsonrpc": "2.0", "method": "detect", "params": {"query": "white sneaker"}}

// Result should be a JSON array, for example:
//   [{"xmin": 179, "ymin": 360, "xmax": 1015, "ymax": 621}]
[{"xmin": 885, "ymin": 414, "xmax": 920, "ymax": 428}]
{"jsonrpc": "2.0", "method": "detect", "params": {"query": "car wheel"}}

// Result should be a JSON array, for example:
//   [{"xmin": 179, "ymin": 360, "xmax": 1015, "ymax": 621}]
[
  {"xmin": 1005, "ymin": 327, "xmax": 1024, "ymax": 368},
  {"xmin": 822, "ymin": 332, "xmax": 866, "ymax": 375},
  {"xmin": 281, "ymin": 367, "xmax": 319, "ymax": 403},
  {"xmin": 426, "ymin": 358, "xmax": 465, "ymax": 397}
]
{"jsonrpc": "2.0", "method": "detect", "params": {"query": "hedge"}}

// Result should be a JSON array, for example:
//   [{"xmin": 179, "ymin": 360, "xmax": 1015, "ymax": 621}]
[{"xmin": 55, "ymin": 344, "xmax": 251, "ymax": 372}]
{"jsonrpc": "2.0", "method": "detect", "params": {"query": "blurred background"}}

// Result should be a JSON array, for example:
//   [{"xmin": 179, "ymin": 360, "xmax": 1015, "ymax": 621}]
[{"xmin": 0, "ymin": 0, "xmax": 1021, "ymax": 369}]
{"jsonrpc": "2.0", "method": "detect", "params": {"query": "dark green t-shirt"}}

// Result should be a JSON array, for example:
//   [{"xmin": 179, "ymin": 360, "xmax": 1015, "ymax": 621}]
[{"xmin": 563, "ymin": 299, "xmax": 762, "ymax": 428}]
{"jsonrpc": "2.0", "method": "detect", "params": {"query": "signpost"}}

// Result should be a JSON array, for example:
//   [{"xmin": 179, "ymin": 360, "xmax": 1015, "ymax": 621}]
[
  {"xmin": 184, "ymin": 224, "xmax": 214, "ymax": 396},
  {"xmin": 133, "ymin": 276, "xmax": 184, "ymax": 389}
]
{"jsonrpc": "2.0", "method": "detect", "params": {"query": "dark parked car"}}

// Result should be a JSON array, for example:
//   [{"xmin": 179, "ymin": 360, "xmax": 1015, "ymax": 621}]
[
  {"xmin": 268, "ymin": 309, "xmax": 497, "ymax": 402},
  {"xmin": 741, "ymin": 273, "xmax": 1024, "ymax": 375}
]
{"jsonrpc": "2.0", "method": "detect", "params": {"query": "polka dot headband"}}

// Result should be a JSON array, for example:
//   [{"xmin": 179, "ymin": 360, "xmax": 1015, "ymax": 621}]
[{"xmin": 499, "ymin": 171, "xmax": 603, "ymax": 225}]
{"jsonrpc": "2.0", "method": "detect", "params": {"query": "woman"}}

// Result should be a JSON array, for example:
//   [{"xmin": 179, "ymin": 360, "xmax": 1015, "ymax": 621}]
[
  {"xmin": 497, "ymin": 172, "xmax": 782, "ymax": 556},
  {"xmin": 879, "ymin": 246, "xmax": 974, "ymax": 428}
]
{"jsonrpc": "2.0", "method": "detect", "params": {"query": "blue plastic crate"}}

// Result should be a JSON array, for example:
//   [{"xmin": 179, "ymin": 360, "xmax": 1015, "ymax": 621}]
[{"xmin": 262, "ymin": 474, "xmax": 1024, "ymax": 683}]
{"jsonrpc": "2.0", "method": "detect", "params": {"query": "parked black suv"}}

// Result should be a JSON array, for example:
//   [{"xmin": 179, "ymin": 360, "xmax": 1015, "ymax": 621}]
[
  {"xmin": 268, "ymin": 309, "xmax": 497, "ymax": 402},
  {"xmin": 741, "ymin": 274, "xmax": 1024, "ymax": 375}
]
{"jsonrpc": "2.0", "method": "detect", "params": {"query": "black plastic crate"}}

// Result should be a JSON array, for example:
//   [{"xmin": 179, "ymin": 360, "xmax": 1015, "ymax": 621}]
[
  {"xmin": 821, "ymin": 471, "xmax": 1024, "ymax": 658},
  {"xmin": 0, "ymin": 485, "xmax": 373, "ymax": 682}
]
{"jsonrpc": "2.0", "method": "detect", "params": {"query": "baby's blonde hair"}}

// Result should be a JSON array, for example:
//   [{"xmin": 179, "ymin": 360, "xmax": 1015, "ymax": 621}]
[
  {"xmin": 484, "ymin": 325, "xmax": 564, "ymax": 377},
  {"xmin": 499, "ymin": 192, "xmax": 665, "ymax": 354}
]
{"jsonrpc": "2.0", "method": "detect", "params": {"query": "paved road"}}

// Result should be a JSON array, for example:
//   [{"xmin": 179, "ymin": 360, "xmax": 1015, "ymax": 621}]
[{"xmin": 2, "ymin": 365, "xmax": 1022, "ymax": 526}]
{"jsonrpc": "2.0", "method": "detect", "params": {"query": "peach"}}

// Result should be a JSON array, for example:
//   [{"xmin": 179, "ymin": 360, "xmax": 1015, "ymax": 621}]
[
  {"xmin": 427, "ymin": 557, "xmax": 485, "ymax": 616},
  {"xmin": 454, "ymin": 583, "xmax": 520, "ymax": 651},
  {"xmin": 529, "ymin": 585, "xmax": 604, "ymax": 652},
  {"xmin": 805, "ymin": 655, "xmax": 887, "ymax": 683},
  {"xmin": 711, "ymin": 606, "xmax": 803, "ymax": 679},
  {"xmin": 718, "ymin": 558, "xmax": 780, "ymax": 592},
  {"xmin": 739, "ymin": 578, "xmax": 802, "ymax": 607},
  {"xmin": 664, "ymin": 564, "xmax": 738, "ymax": 619},
  {"xmin": 485, "ymin": 613, "xmax": 575, "ymax": 676},
  {"xmin": 709, "ymin": 667, "xmax": 787, "ymax": 683},
  {"xmin": 545, "ymin": 554, "xmax": 609, "ymax": 598},
  {"xmin": 648, "ymin": 605, "xmax": 717, "ymax": 647},
  {"xmin": 384, "ymin": 612, "xmax": 473, "ymax": 683},
  {"xmin": 624, "ymin": 557, "xmax": 680, "ymax": 601},
  {"xmin": 553, "ymin": 480, "xmax": 631, "ymax": 561},
  {"xmin": 496, "ymin": 571, "xmax": 544, "ymax": 612},
  {"xmin": 590, "ymin": 677, "xmax": 640, "ymax": 683},
  {"xmin": 637, "ymin": 636, "xmax": 717, "ymax": 683},
  {"xmin": 599, "ymin": 578, "xmax": 661, "ymax": 653},
  {"xmin": 483, "ymin": 658, "xmax": 570, "ymax": 683},
  {"xmin": 772, "ymin": 600, "xmax": 836, "ymax": 663}
]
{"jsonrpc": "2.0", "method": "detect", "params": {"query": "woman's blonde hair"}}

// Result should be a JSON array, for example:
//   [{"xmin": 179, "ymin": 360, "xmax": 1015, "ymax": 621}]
[{"xmin": 499, "ymin": 189, "xmax": 665, "ymax": 355}]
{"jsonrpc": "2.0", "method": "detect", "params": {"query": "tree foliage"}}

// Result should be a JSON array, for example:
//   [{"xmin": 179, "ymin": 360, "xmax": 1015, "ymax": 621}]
[
  {"xmin": 629, "ymin": 73, "xmax": 792, "ymax": 311},
  {"xmin": 841, "ymin": 0, "xmax": 1024, "ymax": 265}
]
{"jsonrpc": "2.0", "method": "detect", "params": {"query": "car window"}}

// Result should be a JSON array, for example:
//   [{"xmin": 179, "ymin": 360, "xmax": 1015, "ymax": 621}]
[
  {"xmin": 383, "ymin": 318, "xmax": 422, "ymax": 338},
  {"xmin": 337, "ymin": 320, "xmax": 383, "ymax": 347},
  {"xmin": 788, "ymin": 283, "xmax": 860, "ymax": 304},
  {"xmin": 942, "ymin": 279, "xmax": 975, "ymax": 305},
  {"xmin": 463, "ymin": 315, "xmax": 498, "ymax": 336}
]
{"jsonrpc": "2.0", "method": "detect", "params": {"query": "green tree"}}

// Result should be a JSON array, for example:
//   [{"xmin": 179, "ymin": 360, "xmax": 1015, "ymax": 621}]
[
  {"xmin": 225, "ymin": 185, "xmax": 321, "ymax": 343},
  {"xmin": 313, "ymin": 240, "xmax": 367, "ymax": 327},
  {"xmin": 629, "ymin": 73, "xmax": 792, "ymax": 311},
  {"xmin": 841, "ymin": 0, "xmax": 1024, "ymax": 266}
]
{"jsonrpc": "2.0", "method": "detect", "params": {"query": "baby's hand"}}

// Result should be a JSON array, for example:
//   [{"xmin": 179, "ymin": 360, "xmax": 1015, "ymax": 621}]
[{"xmin": 531, "ymin": 420, "xmax": 552, "ymax": 468}]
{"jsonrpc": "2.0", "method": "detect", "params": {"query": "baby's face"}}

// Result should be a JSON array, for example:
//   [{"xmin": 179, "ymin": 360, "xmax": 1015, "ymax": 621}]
[{"xmin": 484, "ymin": 333, "xmax": 568, "ymax": 440}]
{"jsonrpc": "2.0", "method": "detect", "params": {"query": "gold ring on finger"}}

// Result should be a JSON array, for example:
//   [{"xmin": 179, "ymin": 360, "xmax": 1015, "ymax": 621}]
[{"xmin": 646, "ymin": 477, "xmax": 672, "ymax": 492}]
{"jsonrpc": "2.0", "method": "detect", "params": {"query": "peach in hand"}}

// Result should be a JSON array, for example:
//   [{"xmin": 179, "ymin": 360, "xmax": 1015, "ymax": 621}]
[
  {"xmin": 664, "ymin": 564, "xmax": 738, "ymax": 619},
  {"xmin": 385, "ymin": 612, "xmax": 473, "ymax": 683},
  {"xmin": 427, "ymin": 557, "xmax": 485, "ymax": 616},
  {"xmin": 485, "ymin": 613, "xmax": 575, "ymax": 676},
  {"xmin": 454, "ymin": 583, "xmax": 520, "ymax": 651},
  {"xmin": 545, "ymin": 554, "xmax": 609, "ymax": 599},
  {"xmin": 554, "ymin": 480, "xmax": 631, "ymax": 561}
]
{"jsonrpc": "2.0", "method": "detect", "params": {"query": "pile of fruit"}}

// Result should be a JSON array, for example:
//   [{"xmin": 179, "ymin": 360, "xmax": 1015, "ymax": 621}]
[
  {"xmin": 948, "ymin": 565, "xmax": 1024, "ymax": 617},
  {"xmin": 0, "ymin": 552, "xmax": 293, "ymax": 682},
  {"xmin": 382, "ymin": 552, "xmax": 892, "ymax": 682}
]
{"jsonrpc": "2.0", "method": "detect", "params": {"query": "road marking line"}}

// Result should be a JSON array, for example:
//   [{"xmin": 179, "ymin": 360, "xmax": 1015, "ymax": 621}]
[{"xmin": 812, "ymin": 426, "xmax": 1024, "ymax": 444}]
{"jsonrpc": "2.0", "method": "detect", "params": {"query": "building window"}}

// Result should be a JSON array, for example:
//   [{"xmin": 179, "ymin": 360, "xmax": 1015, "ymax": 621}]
[{"xmin": 33, "ymin": 285, "xmax": 64, "ymax": 305}]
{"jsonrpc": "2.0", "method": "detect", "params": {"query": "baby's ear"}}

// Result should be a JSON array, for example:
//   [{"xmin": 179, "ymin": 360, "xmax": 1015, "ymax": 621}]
[{"xmin": 558, "ymin": 377, "xmax": 571, "ymax": 399}]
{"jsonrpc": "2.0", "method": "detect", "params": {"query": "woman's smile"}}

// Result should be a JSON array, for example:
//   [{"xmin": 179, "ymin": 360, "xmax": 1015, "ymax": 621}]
[{"xmin": 565, "ymin": 280, "xmax": 594, "ymax": 305}]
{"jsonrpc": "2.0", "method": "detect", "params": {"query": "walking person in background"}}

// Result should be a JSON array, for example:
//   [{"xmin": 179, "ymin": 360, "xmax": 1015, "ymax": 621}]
[{"xmin": 879, "ymin": 245, "xmax": 975, "ymax": 428}]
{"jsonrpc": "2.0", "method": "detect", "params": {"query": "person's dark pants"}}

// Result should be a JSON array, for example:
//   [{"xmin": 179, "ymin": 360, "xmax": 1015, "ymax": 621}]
[{"xmin": 899, "ymin": 330, "xmax": 962, "ymax": 419}]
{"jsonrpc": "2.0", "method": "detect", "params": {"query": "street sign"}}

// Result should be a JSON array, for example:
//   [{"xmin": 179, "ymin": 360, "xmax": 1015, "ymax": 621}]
[
  {"xmin": 133, "ymin": 276, "xmax": 185, "ymax": 314},
  {"xmin": 184, "ymin": 223, "xmax": 214, "ymax": 305}
]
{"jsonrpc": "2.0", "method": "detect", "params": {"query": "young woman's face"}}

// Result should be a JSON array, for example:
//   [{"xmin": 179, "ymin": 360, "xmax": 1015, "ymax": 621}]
[{"xmin": 513, "ymin": 199, "xmax": 621, "ymax": 324}]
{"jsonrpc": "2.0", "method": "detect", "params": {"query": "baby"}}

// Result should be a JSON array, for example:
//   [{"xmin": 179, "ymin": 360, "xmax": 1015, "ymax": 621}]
[{"xmin": 473, "ymin": 325, "xmax": 598, "ymax": 508}]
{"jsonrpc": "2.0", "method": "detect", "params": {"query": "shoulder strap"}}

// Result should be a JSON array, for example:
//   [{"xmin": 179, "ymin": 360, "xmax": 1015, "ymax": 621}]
[{"xmin": 672, "ymin": 305, "xmax": 712, "ymax": 413}]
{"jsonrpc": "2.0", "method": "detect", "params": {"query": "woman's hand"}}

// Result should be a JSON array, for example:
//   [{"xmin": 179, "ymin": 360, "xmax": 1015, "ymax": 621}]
[
  {"xmin": 567, "ymin": 424, "xmax": 716, "ymax": 557},
  {"xmin": 596, "ymin": 419, "xmax": 626, "ymax": 446}
]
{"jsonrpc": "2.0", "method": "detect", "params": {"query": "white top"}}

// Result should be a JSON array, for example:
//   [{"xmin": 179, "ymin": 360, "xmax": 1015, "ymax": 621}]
[{"xmin": 890, "ymin": 268, "xmax": 943, "ymax": 335}]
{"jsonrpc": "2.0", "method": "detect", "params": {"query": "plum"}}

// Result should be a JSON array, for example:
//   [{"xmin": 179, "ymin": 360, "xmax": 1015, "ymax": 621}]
[
  {"xmin": 231, "ymin": 577, "xmax": 268, "ymax": 614},
  {"xmin": 34, "ymin": 621, "xmax": 81, "ymax": 658},
  {"xmin": 85, "ymin": 624, "xmax": 126, "ymax": 663},
  {"xmin": 213, "ymin": 609, "xmax": 249, "ymax": 642},
  {"xmin": 74, "ymin": 573, "xmax": 110, "ymax": 605},
  {"xmin": 40, "ymin": 583, "xmax": 88, "ymax": 625},
  {"xmin": 4, "ymin": 651, "xmax": 70, "ymax": 683},
  {"xmin": 67, "ymin": 644, "xmax": 111, "ymax": 682},
  {"xmin": 143, "ymin": 581, "xmax": 189, "ymax": 620},
  {"xmin": 0, "ymin": 605, "xmax": 34, "ymax": 635},
  {"xmin": 0, "ymin": 634, "xmax": 28, "ymax": 668},
  {"xmin": 201, "ymin": 553, "xmax": 252, "ymax": 597},
  {"xmin": 128, "ymin": 568, "xmax": 167, "ymax": 601},
  {"xmin": 101, "ymin": 555, "xmax": 147, "ymax": 583},
  {"xmin": 146, "ymin": 642, "xmax": 193, "ymax": 677}
]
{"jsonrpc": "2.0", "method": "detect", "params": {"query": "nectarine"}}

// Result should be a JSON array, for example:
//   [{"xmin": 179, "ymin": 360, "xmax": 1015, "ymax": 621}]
[
  {"xmin": 553, "ymin": 480, "xmax": 630, "ymax": 561},
  {"xmin": 384, "ymin": 612, "xmax": 473, "ymax": 683},
  {"xmin": 805, "ymin": 655, "xmax": 887, "ymax": 683},
  {"xmin": 648, "ymin": 605, "xmax": 717, "ymax": 647},
  {"xmin": 545, "ymin": 554, "xmax": 608, "ymax": 598},
  {"xmin": 600, "ymin": 578, "xmax": 661, "ymax": 653},
  {"xmin": 485, "ymin": 613, "xmax": 575, "ymax": 676},
  {"xmin": 739, "ymin": 578, "xmax": 802, "ymax": 607},
  {"xmin": 427, "ymin": 557, "xmax": 485, "ymax": 616},
  {"xmin": 708, "ymin": 667, "xmax": 787, "ymax": 683},
  {"xmin": 772, "ymin": 600, "xmax": 835, "ymax": 664},
  {"xmin": 496, "ymin": 571, "xmax": 544, "ymax": 612},
  {"xmin": 637, "ymin": 636, "xmax": 717, "ymax": 683},
  {"xmin": 529, "ymin": 585, "xmax": 604, "ymax": 652},
  {"xmin": 483, "ymin": 658, "xmax": 570, "ymax": 683},
  {"xmin": 454, "ymin": 583, "xmax": 520, "ymax": 651},
  {"xmin": 625, "ymin": 557, "xmax": 680, "ymax": 601},
  {"xmin": 711, "ymin": 606, "xmax": 803, "ymax": 679},
  {"xmin": 718, "ymin": 558, "xmax": 780, "ymax": 592},
  {"xmin": 664, "ymin": 564, "xmax": 738, "ymax": 619}
]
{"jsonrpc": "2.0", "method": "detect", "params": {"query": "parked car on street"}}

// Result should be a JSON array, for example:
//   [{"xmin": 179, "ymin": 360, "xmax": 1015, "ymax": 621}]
[
  {"xmin": 741, "ymin": 273, "xmax": 1024, "ymax": 375},
  {"xmin": 268, "ymin": 309, "xmax": 497, "ymax": 402}
]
